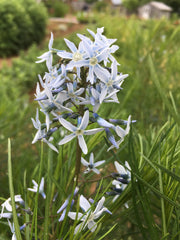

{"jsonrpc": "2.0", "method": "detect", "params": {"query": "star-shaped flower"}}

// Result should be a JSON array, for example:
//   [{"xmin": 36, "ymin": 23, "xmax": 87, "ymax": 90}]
[
  {"xmin": 28, "ymin": 177, "xmax": 46, "ymax": 199},
  {"xmin": 58, "ymin": 110, "xmax": 104, "ymax": 154},
  {"xmin": 57, "ymin": 187, "xmax": 79, "ymax": 222},
  {"xmin": 108, "ymin": 115, "xmax": 131, "ymax": 151},
  {"xmin": 36, "ymin": 32, "xmax": 54, "ymax": 71},
  {"xmin": 81, "ymin": 152, "xmax": 105, "ymax": 174},
  {"xmin": 68, "ymin": 195, "xmax": 110, "ymax": 234},
  {"xmin": 0, "ymin": 195, "xmax": 24, "ymax": 219}
]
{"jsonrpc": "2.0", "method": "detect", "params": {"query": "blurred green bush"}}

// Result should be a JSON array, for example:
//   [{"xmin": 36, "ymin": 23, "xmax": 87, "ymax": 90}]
[
  {"xmin": 44, "ymin": 0, "xmax": 69, "ymax": 17},
  {"xmin": 77, "ymin": 12, "xmax": 96, "ymax": 24},
  {"xmin": 53, "ymin": 1, "xmax": 69, "ymax": 17},
  {"xmin": 0, "ymin": 0, "xmax": 48, "ymax": 57},
  {"xmin": 93, "ymin": 0, "xmax": 108, "ymax": 12}
]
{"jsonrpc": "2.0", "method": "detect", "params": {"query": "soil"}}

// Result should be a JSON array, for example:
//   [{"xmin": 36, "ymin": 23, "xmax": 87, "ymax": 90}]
[
  {"xmin": 0, "ymin": 16, "xmax": 85, "ymax": 69},
  {"xmin": 46, "ymin": 15, "xmax": 85, "ymax": 39}
]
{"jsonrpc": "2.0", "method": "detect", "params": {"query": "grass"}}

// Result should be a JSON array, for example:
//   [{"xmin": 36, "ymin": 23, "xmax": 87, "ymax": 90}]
[{"xmin": 0, "ymin": 13, "xmax": 180, "ymax": 239}]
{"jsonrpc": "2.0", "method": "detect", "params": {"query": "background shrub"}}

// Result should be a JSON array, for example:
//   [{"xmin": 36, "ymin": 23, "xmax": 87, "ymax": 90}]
[
  {"xmin": 20, "ymin": 0, "xmax": 48, "ymax": 44},
  {"xmin": 0, "ymin": 0, "xmax": 47, "ymax": 57},
  {"xmin": 93, "ymin": 0, "xmax": 108, "ymax": 12},
  {"xmin": 53, "ymin": 1, "xmax": 69, "ymax": 17},
  {"xmin": 45, "ymin": 0, "xmax": 69, "ymax": 17}
]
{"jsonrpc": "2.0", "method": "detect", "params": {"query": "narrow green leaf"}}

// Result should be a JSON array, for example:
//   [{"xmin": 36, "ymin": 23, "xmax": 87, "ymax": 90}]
[
  {"xmin": 8, "ymin": 138, "xmax": 23, "ymax": 240},
  {"xmin": 154, "ymin": 162, "xmax": 180, "ymax": 183},
  {"xmin": 97, "ymin": 223, "xmax": 117, "ymax": 240}
]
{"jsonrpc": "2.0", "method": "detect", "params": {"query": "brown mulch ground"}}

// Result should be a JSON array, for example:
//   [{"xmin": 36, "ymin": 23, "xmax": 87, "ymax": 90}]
[
  {"xmin": 0, "ymin": 16, "xmax": 85, "ymax": 69},
  {"xmin": 46, "ymin": 15, "xmax": 85, "ymax": 39}
]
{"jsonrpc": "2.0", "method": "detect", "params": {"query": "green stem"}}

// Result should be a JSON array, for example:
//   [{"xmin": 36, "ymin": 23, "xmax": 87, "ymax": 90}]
[
  {"xmin": 75, "ymin": 135, "xmax": 82, "ymax": 185},
  {"xmin": 8, "ymin": 139, "xmax": 23, "ymax": 240}
]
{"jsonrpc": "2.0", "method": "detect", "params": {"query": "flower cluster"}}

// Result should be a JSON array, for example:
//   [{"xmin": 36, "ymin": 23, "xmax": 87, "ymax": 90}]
[
  {"xmin": 0, "ymin": 28, "xmax": 135, "ymax": 238},
  {"xmin": 32, "ymin": 28, "xmax": 133, "ymax": 154}
]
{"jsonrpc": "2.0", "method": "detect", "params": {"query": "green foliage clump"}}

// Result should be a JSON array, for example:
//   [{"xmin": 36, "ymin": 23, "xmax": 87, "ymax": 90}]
[
  {"xmin": 53, "ymin": 1, "xmax": 69, "ymax": 17},
  {"xmin": 0, "ymin": 0, "xmax": 48, "ymax": 57},
  {"xmin": 122, "ymin": 0, "xmax": 180, "ymax": 12},
  {"xmin": 46, "ymin": 0, "xmax": 69, "ymax": 17},
  {"xmin": 20, "ymin": 0, "xmax": 48, "ymax": 44},
  {"xmin": 77, "ymin": 12, "xmax": 96, "ymax": 24},
  {"xmin": 85, "ymin": 0, "xmax": 97, "ymax": 4},
  {"xmin": 93, "ymin": 1, "xmax": 108, "ymax": 12}
]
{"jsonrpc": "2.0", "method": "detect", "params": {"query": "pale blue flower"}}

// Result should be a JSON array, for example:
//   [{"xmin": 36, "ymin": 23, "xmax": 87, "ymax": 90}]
[
  {"xmin": 36, "ymin": 32, "xmax": 54, "ymax": 71},
  {"xmin": 100, "ymin": 61, "xmax": 128, "ymax": 92},
  {"xmin": 108, "ymin": 115, "xmax": 131, "ymax": 151},
  {"xmin": 37, "ymin": 84, "xmax": 72, "ymax": 131},
  {"xmin": 80, "ymin": 86, "xmax": 118, "ymax": 112},
  {"xmin": 68, "ymin": 195, "xmax": 110, "ymax": 234},
  {"xmin": 58, "ymin": 110, "xmax": 104, "ymax": 154},
  {"xmin": 105, "ymin": 128, "xmax": 118, "ymax": 149},
  {"xmin": 8, "ymin": 220, "xmax": 26, "ymax": 240},
  {"xmin": 113, "ymin": 161, "xmax": 131, "ymax": 184},
  {"xmin": 65, "ymin": 82, "xmax": 85, "ymax": 103},
  {"xmin": 31, "ymin": 109, "xmax": 59, "ymax": 152},
  {"xmin": 93, "ymin": 113, "xmax": 115, "ymax": 129},
  {"xmin": 109, "ymin": 118, "xmax": 136, "ymax": 125},
  {"xmin": 66, "ymin": 38, "xmax": 109, "ymax": 84},
  {"xmin": 31, "ymin": 108, "xmax": 46, "ymax": 144},
  {"xmin": 57, "ymin": 39, "xmax": 85, "ymax": 77},
  {"xmin": 28, "ymin": 177, "xmax": 46, "ymax": 199},
  {"xmin": 57, "ymin": 187, "xmax": 79, "ymax": 222},
  {"xmin": 86, "ymin": 27, "xmax": 119, "ymax": 65},
  {"xmin": 88, "ymin": 198, "xmax": 112, "ymax": 214},
  {"xmin": 81, "ymin": 152, "xmax": 105, "ymax": 174},
  {"xmin": 0, "ymin": 195, "xmax": 24, "ymax": 219}
]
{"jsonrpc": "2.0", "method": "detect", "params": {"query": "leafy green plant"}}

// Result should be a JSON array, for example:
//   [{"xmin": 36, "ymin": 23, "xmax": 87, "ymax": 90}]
[
  {"xmin": 20, "ymin": 0, "xmax": 48, "ymax": 44},
  {"xmin": 48, "ymin": 0, "xmax": 69, "ymax": 17},
  {"xmin": 0, "ymin": 0, "xmax": 33, "ymax": 56},
  {"xmin": 93, "ymin": 1, "xmax": 108, "ymax": 12},
  {"xmin": 0, "ymin": 0, "xmax": 47, "ymax": 57}
]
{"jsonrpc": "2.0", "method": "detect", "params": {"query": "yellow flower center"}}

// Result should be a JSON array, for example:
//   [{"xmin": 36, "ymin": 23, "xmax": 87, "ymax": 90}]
[
  {"xmin": 73, "ymin": 52, "xmax": 83, "ymax": 62},
  {"xmin": 76, "ymin": 129, "xmax": 84, "ymax": 135},
  {"xmin": 90, "ymin": 57, "xmax": 98, "ymax": 66},
  {"xmin": 106, "ymin": 79, "xmax": 113, "ymax": 87}
]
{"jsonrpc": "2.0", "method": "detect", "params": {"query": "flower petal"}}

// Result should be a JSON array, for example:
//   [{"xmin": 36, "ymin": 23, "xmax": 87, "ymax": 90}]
[
  {"xmin": 88, "ymin": 220, "xmax": 97, "ymax": 232},
  {"xmin": 48, "ymin": 32, "xmax": 54, "ymax": 49},
  {"xmin": 94, "ymin": 160, "xmax": 105, "ymax": 167},
  {"xmin": 92, "ymin": 168, "xmax": 100, "ymax": 174},
  {"xmin": 94, "ymin": 197, "xmax": 105, "ymax": 215},
  {"xmin": 89, "ymin": 152, "xmax": 94, "ymax": 165},
  {"xmin": 78, "ymin": 135, "xmax": 88, "ymax": 154},
  {"xmin": 114, "ymin": 161, "xmax": 127, "ymax": 175},
  {"xmin": 57, "ymin": 51, "xmax": 73, "ymax": 59},
  {"xmin": 68, "ymin": 212, "xmax": 83, "ymax": 220},
  {"xmin": 80, "ymin": 195, "xmax": 91, "ymax": 212},
  {"xmin": 57, "ymin": 199, "xmax": 69, "ymax": 214},
  {"xmin": 59, "ymin": 118, "xmax": 77, "ymax": 132},
  {"xmin": 64, "ymin": 38, "xmax": 77, "ymax": 53},
  {"xmin": 84, "ymin": 128, "xmax": 104, "ymax": 135},
  {"xmin": 58, "ymin": 133, "xmax": 76, "ymax": 145},
  {"xmin": 79, "ymin": 110, "xmax": 89, "ymax": 130},
  {"xmin": 81, "ymin": 157, "xmax": 89, "ymax": 167}
]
